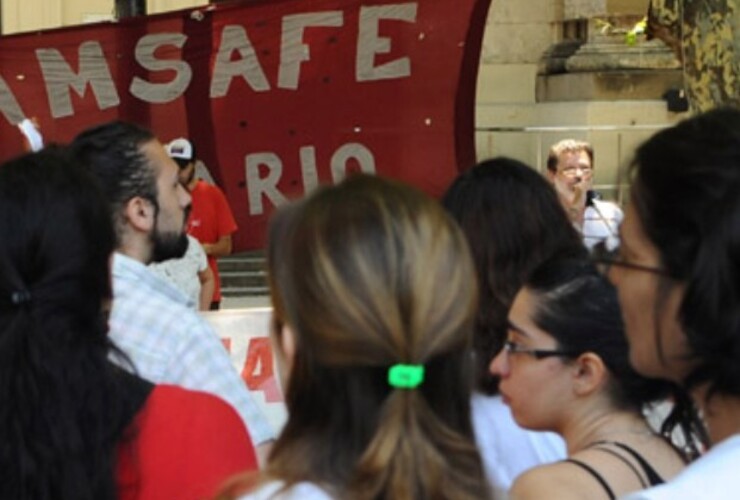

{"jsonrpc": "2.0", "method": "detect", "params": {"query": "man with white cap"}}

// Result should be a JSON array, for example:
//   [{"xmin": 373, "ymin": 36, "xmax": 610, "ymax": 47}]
[
  {"xmin": 167, "ymin": 137, "xmax": 237, "ymax": 310},
  {"xmin": 546, "ymin": 139, "xmax": 623, "ymax": 251}
]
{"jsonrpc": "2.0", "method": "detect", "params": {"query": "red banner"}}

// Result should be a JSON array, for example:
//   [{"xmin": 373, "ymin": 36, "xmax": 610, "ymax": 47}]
[{"xmin": 0, "ymin": 0, "xmax": 490, "ymax": 250}]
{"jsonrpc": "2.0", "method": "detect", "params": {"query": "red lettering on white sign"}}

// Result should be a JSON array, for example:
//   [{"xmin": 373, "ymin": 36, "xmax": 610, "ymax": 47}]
[{"xmin": 242, "ymin": 337, "xmax": 281, "ymax": 403}]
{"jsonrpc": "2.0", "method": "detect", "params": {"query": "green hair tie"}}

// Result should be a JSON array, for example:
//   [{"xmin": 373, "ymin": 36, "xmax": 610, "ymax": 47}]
[{"xmin": 388, "ymin": 364, "xmax": 425, "ymax": 389}]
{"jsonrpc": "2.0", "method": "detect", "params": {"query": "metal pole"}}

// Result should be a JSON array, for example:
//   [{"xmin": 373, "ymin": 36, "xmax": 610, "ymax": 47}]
[{"xmin": 115, "ymin": 0, "xmax": 146, "ymax": 19}]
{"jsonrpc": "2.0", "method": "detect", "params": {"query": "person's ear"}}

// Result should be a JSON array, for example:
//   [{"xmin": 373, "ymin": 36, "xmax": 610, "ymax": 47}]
[
  {"xmin": 571, "ymin": 352, "xmax": 607, "ymax": 397},
  {"xmin": 279, "ymin": 323, "xmax": 296, "ymax": 367},
  {"xmin": 124, "ymin": 197, "xmax": 155, "ymax": 232},
  {"xmin": 271, "ymin": 318, "xmax": 296, "ymax": 393}
]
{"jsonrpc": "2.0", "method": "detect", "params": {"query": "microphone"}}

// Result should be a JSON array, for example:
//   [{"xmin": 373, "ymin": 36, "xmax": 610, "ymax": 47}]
[{"xmin": 586, "ymin": 190, "xmax": 600, "ymax": 207}]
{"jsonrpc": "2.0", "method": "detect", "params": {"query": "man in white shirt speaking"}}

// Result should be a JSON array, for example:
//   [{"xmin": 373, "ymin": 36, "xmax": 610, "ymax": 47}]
[{"xmin": 546, "ymin": 139, "xmax": 623, "ymax": 251}]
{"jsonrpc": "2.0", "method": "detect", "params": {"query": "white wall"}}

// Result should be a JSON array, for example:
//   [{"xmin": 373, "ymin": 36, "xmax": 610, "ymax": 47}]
[
  {"xmin": 3, "ymin": 0, "xmax": 66, "ymax": 33},
  {"xmin": 2, "ymin": 0, "xmax": 684, "ymax": 200},
  {"xmin": 148, "ymin": 0, "xmax": 206, "ymax": 15},
  {"xmin": 1, "ymin": 0, "xmax": 204, "ymax": 33}
]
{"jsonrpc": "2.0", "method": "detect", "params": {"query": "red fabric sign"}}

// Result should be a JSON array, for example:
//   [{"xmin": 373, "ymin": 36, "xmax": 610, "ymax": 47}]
[{"xmin": 0, "ymin": 0, "xmax": 490, "ymax": 250}]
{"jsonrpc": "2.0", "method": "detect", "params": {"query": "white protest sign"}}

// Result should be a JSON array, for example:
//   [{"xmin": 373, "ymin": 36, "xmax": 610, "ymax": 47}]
[{"xmin": 202, "ymin": 307, "xmax": 287, "ymax": 435}]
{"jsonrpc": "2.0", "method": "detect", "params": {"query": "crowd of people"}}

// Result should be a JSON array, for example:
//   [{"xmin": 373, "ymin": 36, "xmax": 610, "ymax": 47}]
[{"xmin": 1, "ymin": 107, "xmax": 738, "ymax": 499}]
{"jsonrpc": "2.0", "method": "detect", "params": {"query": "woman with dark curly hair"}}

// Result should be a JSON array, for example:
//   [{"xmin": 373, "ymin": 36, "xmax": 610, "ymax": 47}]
[{"xmin": 609, "ymin": 108, "xmax": 740, "ymax": 500}]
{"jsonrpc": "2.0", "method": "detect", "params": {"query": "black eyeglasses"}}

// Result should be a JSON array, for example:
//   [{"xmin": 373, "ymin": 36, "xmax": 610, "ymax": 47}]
[
  {"xmin": 560, "ymin": 165, "xmax": 593, "ymax": 178},
  {"xmin": 502, "ymin": 340, "xmax": 578, "ymax": 360},
  {"xmin": 590, "ymin": 241, "xmax": 668, "ymax": 276}
]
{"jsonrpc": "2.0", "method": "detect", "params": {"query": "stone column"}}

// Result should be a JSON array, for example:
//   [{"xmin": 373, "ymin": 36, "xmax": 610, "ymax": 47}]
[{"xmin": 537, "ymin": 0, "xmax": 682, "ymax": 101}]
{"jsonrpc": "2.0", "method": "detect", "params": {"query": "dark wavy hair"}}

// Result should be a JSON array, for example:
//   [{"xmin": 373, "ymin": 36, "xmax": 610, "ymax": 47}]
[
  {"xmin": 69, "ymin": 120, "xmax": 157, "ymax": 245},
  {"xmin": 442, "ymin": 157, "xmax": 587, "ymax": 393},
  {"xmin": 0, "ymin": 147, "xmax": 151, "ymax": 499},
  {"xmin": 630, "ymin": 107, "xmax": 740, "ymax": 398},
  {"xmin": 527, "ymin": 258, "xmax": 676, "ymax": 410},
  {"xmin": 263, "ymin": 174, "xmax": 488, "ymax": 499},
  {"xmin": 526, "ymin": 257, "xmax": 702, "ymax": 457}
]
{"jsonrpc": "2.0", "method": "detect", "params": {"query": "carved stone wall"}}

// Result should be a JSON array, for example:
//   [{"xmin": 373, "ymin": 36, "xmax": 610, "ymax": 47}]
[
  {"xmin": 538, "ymin": 0, "xmax": 683, "ymax": 102},
  {"xmin": 475, "ymin": 0, "xmax": 689, "ymax": 200}
]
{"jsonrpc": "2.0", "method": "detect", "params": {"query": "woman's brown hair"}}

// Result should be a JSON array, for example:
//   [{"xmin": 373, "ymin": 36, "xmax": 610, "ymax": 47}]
[{"xmin": 255, "ymin": 174, "xmax": 487, "ymax": 499}]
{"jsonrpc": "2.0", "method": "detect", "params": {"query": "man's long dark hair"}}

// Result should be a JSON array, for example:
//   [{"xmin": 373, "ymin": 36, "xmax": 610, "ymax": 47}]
[
  {"xmin": 69, "ymin": 121, "xmax": 157, "ymax": 246},
  {"xmin": 0, "ymin": 148, "xmax": 152, "ymax": 499}
]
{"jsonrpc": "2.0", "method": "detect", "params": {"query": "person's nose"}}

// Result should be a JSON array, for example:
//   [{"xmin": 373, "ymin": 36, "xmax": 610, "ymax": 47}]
[{"xmin": 489, "ymin": 348, "xmax": 509, "ymax": 378}]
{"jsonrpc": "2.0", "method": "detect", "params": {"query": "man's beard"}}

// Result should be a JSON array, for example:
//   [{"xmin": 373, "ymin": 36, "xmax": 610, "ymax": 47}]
[
  {"xmin": 150, "ymin": 227, "xmax": 189, "ymax": 263},
  {"xmin": 150, "ymin": 204, "xmax": 191, "ymax": 263}
]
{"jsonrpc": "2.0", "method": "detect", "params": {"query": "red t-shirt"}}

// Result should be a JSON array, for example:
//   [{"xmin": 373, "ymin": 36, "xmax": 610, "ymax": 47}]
[
  {"xmin": 117, "ymin": 385, "xmax": 257, "ymax": 500},
  {"xmin": 187, "ymin": 180, "xmax": 238, "ymax": 302}
]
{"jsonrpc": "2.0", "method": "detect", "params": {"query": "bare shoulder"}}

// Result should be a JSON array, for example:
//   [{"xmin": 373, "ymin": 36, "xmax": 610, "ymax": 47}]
[{"xmin": 510, "ymin": 462, "xmax": 600, "ymax": 500}]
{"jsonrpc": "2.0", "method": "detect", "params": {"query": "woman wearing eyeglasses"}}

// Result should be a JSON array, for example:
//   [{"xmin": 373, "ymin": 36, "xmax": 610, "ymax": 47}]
[
  {"xmin": 491, "ymin": 258, "xmax": 689, "ymax": 499},
  {"xmin": 608, "ymin": 108, "xmax": 740, "ymax": 500}
]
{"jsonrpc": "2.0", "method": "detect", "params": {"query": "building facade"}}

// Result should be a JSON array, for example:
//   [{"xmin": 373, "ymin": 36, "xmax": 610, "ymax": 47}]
[{"xmin": 1, "ymin": 0, "xmax": 691, "ymax": 201}]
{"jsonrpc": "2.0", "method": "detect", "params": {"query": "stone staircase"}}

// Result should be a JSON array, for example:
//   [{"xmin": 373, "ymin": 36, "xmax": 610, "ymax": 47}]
[{"xmin": 218, "ymin": 250, "xmax": 269, "ymax": 297}]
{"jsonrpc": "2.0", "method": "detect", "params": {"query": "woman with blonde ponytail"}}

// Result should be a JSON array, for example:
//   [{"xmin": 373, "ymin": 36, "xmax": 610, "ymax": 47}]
[{"xmin": 225, "ymin": 174, "xmax": 490, "ymax": 499}]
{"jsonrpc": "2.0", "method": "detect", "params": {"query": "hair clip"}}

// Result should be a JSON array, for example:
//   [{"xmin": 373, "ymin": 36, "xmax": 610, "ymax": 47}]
[
  {"xmin": 388, "ymin": 363, "xmax": 425, "ymax": 389},
  {"xmin": 10, "ymin": 290, "xmax": 32, "ymax": 306}
]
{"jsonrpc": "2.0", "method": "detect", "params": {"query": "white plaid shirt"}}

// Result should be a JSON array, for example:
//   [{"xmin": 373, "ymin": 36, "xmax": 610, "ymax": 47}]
[{"xmin": 109, "ymin": 253, "xmax": 274, "ymax": 445}]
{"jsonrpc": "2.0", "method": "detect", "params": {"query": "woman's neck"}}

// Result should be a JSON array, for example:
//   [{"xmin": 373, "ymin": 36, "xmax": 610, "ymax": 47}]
[
  {"xmin": 692, "ymin": 385, "xmax": 740, "ymax": 445},
  {"xmin": 560, "ymin": 407, "xmax": 655, "ymax": 455}
]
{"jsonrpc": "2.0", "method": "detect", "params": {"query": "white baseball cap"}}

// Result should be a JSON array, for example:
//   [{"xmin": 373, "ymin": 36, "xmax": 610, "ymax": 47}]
[{"xmin": 166, "ymin": 137, "xmax": 194, "ymax": 161}]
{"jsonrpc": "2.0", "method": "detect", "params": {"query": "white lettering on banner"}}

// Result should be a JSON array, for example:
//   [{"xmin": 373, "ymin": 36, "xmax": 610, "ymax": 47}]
[
  {"xmin": 36, "ymin": 41, "xmax": 120, "ymax": 118},
  {"xmin": 356, "ymin": 3, "xmax": 417, "ymax": 82},
  {"xmin": 245, "ymin": 142, "xmax": 377, "ymax": 215},
  {"xmin": 299, "ymin": 146, "xmax": 320, "ymax": 193},
  {"xmin": 210, "ymin": 25, "xmax": 271, "ymax": 97},
  {"xmin": 130, "ymin": 33, "xmax": 192, "ymax": 103},
  {"xmin": 278, "ymin": 11, "xmax": 344, "ymax": 90},
  {"xmin": 246, "ymin": 152, "xmax": 288, "ymax": 215},
  {"xmin": 331, "ymin": 142, "xmax": 376, "ymax": 182},
  {"xmin": 4, "ymin": 3, "xmax": 420, "ymax": 122},
  {"xmin": 0, "ymin": 75, "xmax": 25, "ymax": 124}
]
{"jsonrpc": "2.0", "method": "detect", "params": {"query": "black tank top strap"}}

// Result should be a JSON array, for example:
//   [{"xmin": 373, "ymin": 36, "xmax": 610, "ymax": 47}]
[
  {"xmin": 603, "ymin": 441, "xmax": 665, "ymax": 486},
  {"xmin": 563, "ymin": 458, "xmax": 616, "ymax": 500},
  {"xmin": 589, "ymin": 440, "xmax": 665, "ymax": 486},
  {"xmin": 589, "ymin": 444, "xmax": 649, "ymax": 488}
]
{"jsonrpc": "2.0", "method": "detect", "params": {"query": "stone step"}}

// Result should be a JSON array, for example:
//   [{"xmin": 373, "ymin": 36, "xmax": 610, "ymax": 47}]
[
  {"xmin": 218, "ymin": 256, "xmax": 265, "ymax": 273},
  {"xmin": 221, "ymin": 285, "xmax": 270, "ymax": 298},
  {"xmin": 218, "ymin": 250, "xmax": 268, "ymax": 297},
  {"xmin": 219, "ymin": 270, "xmax": 267, "ymax": 288}
]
